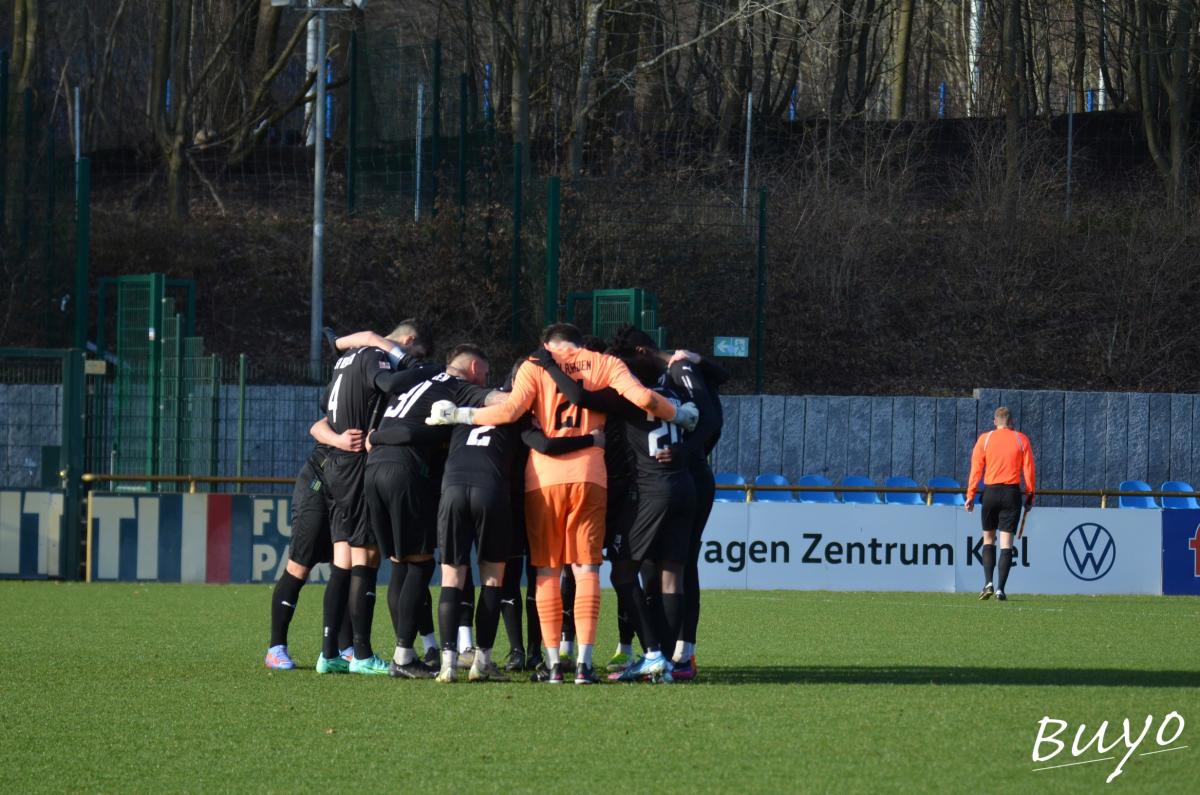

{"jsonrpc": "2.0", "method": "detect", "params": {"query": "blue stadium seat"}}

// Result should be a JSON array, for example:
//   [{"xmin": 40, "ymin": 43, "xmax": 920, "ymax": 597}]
[
  {"xmin": 714, "ymin": 471, "xmax": 746, "ymax": 503},
  {"xmin": 928, "ymin": 476, "xmax": 965, "ymax": 506},
  {"xmin": 795, "ymin": 474, "xmax": 837, "ymax": 504},
  {"xmin": 1161, "ymin": 481, "xmax": 1200, "ymax": 510},
  {"xmin": 753, "ymin": 473, "xmax": 795, "ymax": 502},
  {"xmin": 838, "ymin": 475, "xmax": 881, "ymax": 504},
  {"xmin": 884, "ymin": 476, "xmax": 924, "ymax": 505},
  {"xmin": 1118, "ymin": 480, "xmax": 1158, "ymax": 509}
]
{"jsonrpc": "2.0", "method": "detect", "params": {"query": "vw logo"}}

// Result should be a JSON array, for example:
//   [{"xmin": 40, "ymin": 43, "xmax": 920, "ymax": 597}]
[{"xmin": 1062, "ymin": 523, "xmax": 1116, "ymax": 581}]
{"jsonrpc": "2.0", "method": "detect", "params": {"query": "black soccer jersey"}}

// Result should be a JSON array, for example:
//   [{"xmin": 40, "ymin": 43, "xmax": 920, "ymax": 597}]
[
  {"xmin": 615, "ymin": 385, "xmax": 691, "ymax": 492},
  {"xmin": 368, "ymin": 372, "xmax": 493, "ymax": 469},
  {"xmin": 323, "ymin": 346, "xmax": 393, "ymax": 435},
  {"xmin": 666, "ymin": 359, "xmax": 724, "ymax": 461},
  {"xmin": 444, "ymin": 421, "xmax": 523, "ymax": 490}
]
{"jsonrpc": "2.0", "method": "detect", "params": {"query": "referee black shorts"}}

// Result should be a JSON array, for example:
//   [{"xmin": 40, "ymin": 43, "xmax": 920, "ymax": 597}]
[
  {"xmin": 438, "ymin": 484, "xmax": 513, "ymax": 566},
  {"xmin": 286, "ymin": 457, "xmax": 333, "ymax": 568},
  {"xmin": 364, "ymin": 458, "xmax": 439, "ymax": 560},
  {"xmin": 322, "ymin": 451, "xmax": 373, "ymax": 547},
  {"xmin": 981, "ymin": 484, "xmax": 1023, "ymax": 533}
]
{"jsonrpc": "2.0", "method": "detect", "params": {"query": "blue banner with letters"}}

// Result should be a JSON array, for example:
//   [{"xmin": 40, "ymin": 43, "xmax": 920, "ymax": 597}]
[{"xmin": 1160, "ymin": 509, "xmax": 1200, "ymax": 596}]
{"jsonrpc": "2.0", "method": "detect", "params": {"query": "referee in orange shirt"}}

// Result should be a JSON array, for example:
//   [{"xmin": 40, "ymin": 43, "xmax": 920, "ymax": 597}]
[{"xmin": 965, "ymin": 407, "xmax": 1036, "ymax": 601}]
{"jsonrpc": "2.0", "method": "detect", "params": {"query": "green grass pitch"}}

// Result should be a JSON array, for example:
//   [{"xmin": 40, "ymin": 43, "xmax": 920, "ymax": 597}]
[{"xmin": 2, "ymin": 583, "xmax": 1198, "ymax": 793}]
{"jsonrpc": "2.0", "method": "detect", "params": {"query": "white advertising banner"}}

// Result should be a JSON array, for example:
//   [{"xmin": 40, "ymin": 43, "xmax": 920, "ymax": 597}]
[
  {"xmin": 696, "ymin": 504, "xmax": 1162, "ymax": 595},
  {"xmin": 952, "ymin": 508, "xmax": 1161, "ymax": 595}
]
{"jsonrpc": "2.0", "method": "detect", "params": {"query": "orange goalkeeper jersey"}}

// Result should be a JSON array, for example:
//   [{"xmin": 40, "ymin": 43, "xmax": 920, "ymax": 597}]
[
  {"xmin": 966, "ymin": 428, "xmax": 1036, "ymax": 504},
  {"xmin": 471, "ymin": 348, "xmax": 678, "ymax": 490}
]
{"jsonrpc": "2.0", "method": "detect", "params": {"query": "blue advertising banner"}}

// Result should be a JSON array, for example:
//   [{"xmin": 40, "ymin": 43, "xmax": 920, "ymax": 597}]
[{"xmin": 1161, "ymin": 509, "xmax": 1200, "ymax": 596}]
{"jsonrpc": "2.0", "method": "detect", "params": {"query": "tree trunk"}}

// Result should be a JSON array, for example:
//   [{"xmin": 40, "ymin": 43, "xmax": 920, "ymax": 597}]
[
  {"xmin": 1002, "ymin": 0, "xmax": 1021, "ymax": 210},
  {"xmin": 510, "ymin": 0, "xmax": 533, "ymax": 179},
  {"xmin": 890, "ymin": 0, "xmax": 915, "ymax": 119},
  {"xmin": 831, "ymin": 0, "xmax": 856, "ymax": 117},
  {"xmin": 1071, "ymin": 0, "xmax": 1087, "ymax": 111},
  {"xmin": 567, "ymin": 1, "xmax": 605, "ymax": 177}
]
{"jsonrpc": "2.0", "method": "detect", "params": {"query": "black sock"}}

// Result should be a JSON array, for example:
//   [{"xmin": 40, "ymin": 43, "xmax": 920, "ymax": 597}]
[
  {"xmin": 560, "ymin": 569, "xmax": 576, "ymax": 644},
  {"xmin": 348, "ymin": 565, "xmax": 378, "ymax": 660},
  {"xmin": 500, "ymin": 558, "xmax": 524, "ymax": 652},
  {"xmin": 525, "ymin": 559, "xmax": 542, "ymax": 654},
  {"xmin": 998, "ymin": 548, "xmax": 1014, "ymax": 592},
  {"xmin": 460, "ymin": 577, "xmax": 476, "ymax": 635},
  {"xmin": 982, "ymin": 543, "xmax": 996, "ymax": 586},
  {"xmin": 614, "ymin": 581, "xmax": 644, "ymax": 648},
  {"xmin": 388, "ymin": 562, "xmax": 408, "ymax": 640},
  {"xmin": 269, "ymin": 571, "xmax": 305, "ymax": 648},
  {"xmin": 644, "ymin": 589, "xmax": 668, "ymax": 653},
  {"xmin": 662, "ymin": 592, "xmax": 684, "ymax": 654},
  {"xmin": 338, "ymin": 596, "xmax": 353, "ymax": 652},
  {"xmin": 683, "ymin": 539, "xmax": 702, "ymax": 644},
  {"xmin": 418, "ymin": 587, "xmax": 435, "ymax": 636},
  {"xmin": 321, "ymin": 565, "xmax": 351, "ymax": 659},
  {"xmin": 396, "ymin": 560, "xmax": 435, "ymax": 648},
  {"xmin": 628, "ymin": 581, "xmax": 661, "ymax": 652},
  {"xmin": 614, "ymin": 581, "xmax": 636, "ymax": 646},
  {"xmin": 476, "ymin": 584, "xmax": 503, "ymax": 650},
  {"xmin": 438, "ymin": 586, "xmax": 462, "ymax": 652}
]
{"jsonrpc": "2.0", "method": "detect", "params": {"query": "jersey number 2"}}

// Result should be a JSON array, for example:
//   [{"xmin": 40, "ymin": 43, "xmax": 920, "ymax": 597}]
[{"xmin": 467, "ymin": 426, "xmax": 495, "ymax": 447}]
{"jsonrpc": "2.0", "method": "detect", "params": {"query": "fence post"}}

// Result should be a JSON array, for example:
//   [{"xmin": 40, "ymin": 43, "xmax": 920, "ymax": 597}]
[
  {"xmin": 73, "ymin": 158, "xmax": 90, "ymax": 350},
  {"xmin": 0, "ymin": 50, "xmax": 7, "ymax": 243},
  {"xmin": 209, "ymin": 355, "xmax": 221, "ymax": 488},
  {"xmin": 21, "ymin": 87, "xmax": 33, "ymax": 256},
  {"xmin": 755, "ymin": 187, "xmax": 767, "ymax": 393},
  {"xmin": 236, "ymin": 354, "xmax": 247, "ymax": 494},
  {"xmin": 430, "ymin": 39, "xmax": 441, "ymax": 217},
  {"xmin": 544, "ymin": 175, "xmax": 561, "ymax": 327},
  {"xmin": 458, "ymin": 73, "xmax": 468, "ymax": 212},
  {"xmin": 148, "ymin": 273, "xmax": 166, "ymax": 477},
  {"xmin": 45, "ymin": 134, "xmax": 56, "ymax": 344},
  {"xmin": 62, "ymin": 348, "xmax": 86, "ymax": 579},
  {"xmin": 347, "ymin": 31, "xmax": 358, "ymax": 215},
  {"xmin": 510, "ymin": 142, "xmax": 524, "ymax": 343}
]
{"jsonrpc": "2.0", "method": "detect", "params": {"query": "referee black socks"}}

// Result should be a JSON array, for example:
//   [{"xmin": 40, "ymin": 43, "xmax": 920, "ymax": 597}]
[
  {"xmin": 997, "ymin": 548, "xmax": 1014, "ymax": 592},
  {"xmin": 476, "ymin": 585, "xmax": 503, "ymax": 652},
  {"xmin": 981, "ymin": 543, "xmax": 996, "ymax": 587}
]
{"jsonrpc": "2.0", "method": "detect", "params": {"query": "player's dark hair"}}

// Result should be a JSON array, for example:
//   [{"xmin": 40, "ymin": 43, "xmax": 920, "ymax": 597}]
[
  {"xmin": 446, "ymin": 343, "xmax": 488, "ymax": 365},
  {"xmin": 582, "ymin": 335, "xmax": 607, "ymax": 353},
  {"xmin": 612, "ymin": 324, "xmax": 658, "ymax": 353},
  {"xmin": 391, "ymin": 318, "xmax": 434, "ymax": 356},
  {"xmin": 623, "ymin": 353, "xmax": 663, "ymax": 387},
  {"xmin": 541, "ymin": 323, "xmax": 584, "ymax": 345}
]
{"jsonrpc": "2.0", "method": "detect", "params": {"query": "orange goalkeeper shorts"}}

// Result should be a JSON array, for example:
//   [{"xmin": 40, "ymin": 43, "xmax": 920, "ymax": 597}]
[{"xmin": 523, "ymin": 482, "xmax": 607, "ymax": 568}]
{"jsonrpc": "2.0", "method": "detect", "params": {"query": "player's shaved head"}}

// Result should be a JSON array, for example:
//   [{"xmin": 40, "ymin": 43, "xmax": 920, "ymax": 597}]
[
  {"xmin": 541, "ymin": 323, "xmax": 584, "ymax": 346},
  {"xmin": 446, "ymin": 343, "xmax": 490, "ymax": 386},
  {"xmin": 994, "ymin": 406, "xmax": 1012, "ymax": 428},
  {"xmin": 389, "ymin": 318, "xmax": 433, "ymax": 358}
]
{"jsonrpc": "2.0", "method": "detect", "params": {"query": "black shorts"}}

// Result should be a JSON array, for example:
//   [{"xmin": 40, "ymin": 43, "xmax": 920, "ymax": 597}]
[
  {"xmin": 323, "ymin": 451, "xmax": 373, "ymax": 546},
  {"xmin": 365, "ymin": 457, "xmax": 440, "ymax": 560},
  {"xmin": 438, "ymin": 484, "xmax": 513, "ymax": 566},
  {"xmin": 508, "ymin": 486, "xmax": 528, "ymax": 558},
  {"xmin": 287, "ymin": 457, "xmax": 332, "ymax": 568},
  {"xmin": 609, "ymin": 479, "xmax": 695, "ymax": 564},
  {"xmin": 981, "ymin": 484, "xmax": 1023, "ymax": 533}
]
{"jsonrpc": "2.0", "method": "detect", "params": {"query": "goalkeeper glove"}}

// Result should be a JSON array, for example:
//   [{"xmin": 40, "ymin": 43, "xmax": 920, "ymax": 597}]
[
  {"xmin": 671, "ymin": 401, "xmax": 699, "ymax": 432},
  {"xmin": 426, "ymin": 400, "xmax": 477, "ymax": 426}
]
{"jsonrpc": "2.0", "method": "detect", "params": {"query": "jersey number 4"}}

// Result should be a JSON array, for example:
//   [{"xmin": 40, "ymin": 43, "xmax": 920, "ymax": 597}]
[{"xmin": 327, "ymin": 374, "xmax": 344, "ymax": 424}]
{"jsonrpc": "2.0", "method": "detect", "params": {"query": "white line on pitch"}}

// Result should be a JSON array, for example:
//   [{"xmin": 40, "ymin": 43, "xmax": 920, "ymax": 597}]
[{"xmin": 1139, "ymin": 745, "xmax": 1188, "ymax": 757}]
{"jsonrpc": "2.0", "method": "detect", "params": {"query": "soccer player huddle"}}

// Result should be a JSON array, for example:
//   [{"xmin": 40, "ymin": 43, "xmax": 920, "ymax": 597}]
[{"xmin": 264, "ymin": 319, "xmax": 725, "ymax": 684}]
